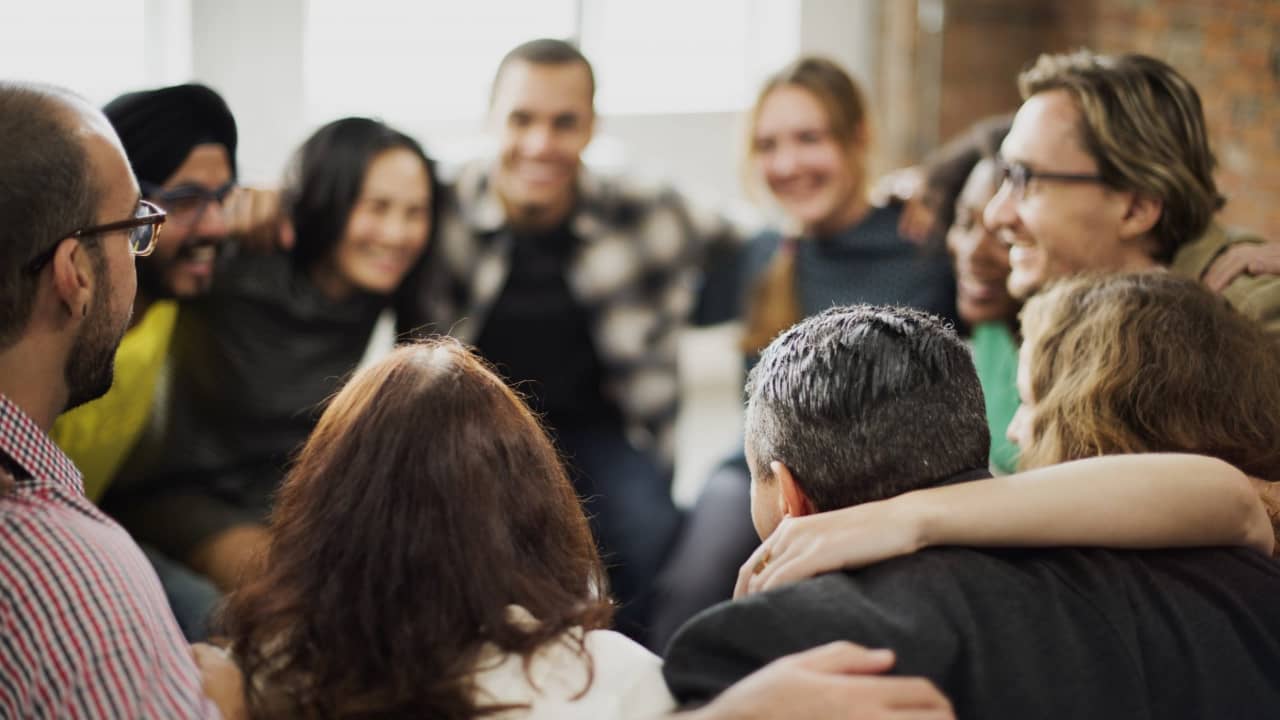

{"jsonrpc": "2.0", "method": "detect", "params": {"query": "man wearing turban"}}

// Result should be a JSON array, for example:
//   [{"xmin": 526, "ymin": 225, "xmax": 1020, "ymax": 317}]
[{"xmin": 49, "ymin": 83, "xmax": 240, "ymax": 641}]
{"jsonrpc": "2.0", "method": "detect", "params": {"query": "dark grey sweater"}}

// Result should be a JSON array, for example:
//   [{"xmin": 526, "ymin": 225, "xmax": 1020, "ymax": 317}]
[{"xmin": 664, "ymin": 545, "xmax": 1280, "ymax": 719}]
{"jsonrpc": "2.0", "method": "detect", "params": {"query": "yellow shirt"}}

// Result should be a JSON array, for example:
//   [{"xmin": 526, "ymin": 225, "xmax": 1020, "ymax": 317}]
[{"xmin": 51, "ymin": 301, "xmax": 179, "ymax": 502}]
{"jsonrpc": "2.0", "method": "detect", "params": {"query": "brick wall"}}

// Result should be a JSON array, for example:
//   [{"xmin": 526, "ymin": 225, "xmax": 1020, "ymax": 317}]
[{"xmin": 924, "ymin": 0, "xmax": 1280, "ymax": 235}]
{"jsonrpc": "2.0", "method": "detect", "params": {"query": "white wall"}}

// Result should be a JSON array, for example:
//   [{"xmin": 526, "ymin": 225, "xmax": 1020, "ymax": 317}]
[{"xmin": 2, "ymin": 0, "xmax": 884, "ymax": 503}]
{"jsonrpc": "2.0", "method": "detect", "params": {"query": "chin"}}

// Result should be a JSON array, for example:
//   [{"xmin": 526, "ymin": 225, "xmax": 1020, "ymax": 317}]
[
  {"xmin": 358, "ymin": 277, "xmax": 402, "ymax": 296},
  {"xmin": 1007, "ymin": 278, "xmax": 1041, "ymax": 301}
]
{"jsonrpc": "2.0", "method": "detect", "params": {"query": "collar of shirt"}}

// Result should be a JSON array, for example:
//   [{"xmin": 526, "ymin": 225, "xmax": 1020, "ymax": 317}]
[{"xmin": 0, "ymin": 394, "xmax": 85, "ymax": 495}]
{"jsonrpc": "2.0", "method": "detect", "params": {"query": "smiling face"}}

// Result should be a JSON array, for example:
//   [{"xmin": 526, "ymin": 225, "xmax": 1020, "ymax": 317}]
[
  {"xmin": 490, "ymin": 59, "xmax": 594, "ymax": 229},
  {"xmin": 140, "ymin": 143, "xmax": 232, "ymax": 299},
  {"xmin": 946, "ymin": 159, "xmax": 1018, "ymax": 325},
  {"xmin": 320, "ymin": 148, "xmax": 431, "ymax": 298},
  {"xmin": 752, "ymin": 85, "xmax": 864, "ymax": 235},
  {"xmin": 984, "ymin": 90, "xmax": 1148, "ymax": 301}
]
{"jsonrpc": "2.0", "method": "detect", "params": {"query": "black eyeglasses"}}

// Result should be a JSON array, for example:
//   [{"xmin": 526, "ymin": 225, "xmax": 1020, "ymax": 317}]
[
  {"xmin": 995, "ymin": 158, "xmax": 1106, "ymax": 200},
  {"xmin": 141, "ymin": 180, "xmax": 234, "ymax": 229},
  {"xmin": 25, "ymin": 200, "xmax": 166, "ymax": 274}
]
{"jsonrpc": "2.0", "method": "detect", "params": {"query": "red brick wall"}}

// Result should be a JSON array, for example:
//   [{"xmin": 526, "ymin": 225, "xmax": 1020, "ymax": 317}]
[{"xmin": 930, "ymin": 0, "xmax": 1280, "ymax": 235}]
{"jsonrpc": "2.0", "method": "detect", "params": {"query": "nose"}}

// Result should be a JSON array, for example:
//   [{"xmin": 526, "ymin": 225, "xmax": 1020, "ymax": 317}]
[
  {"xmin": 970, "ymin": 226, "xmax": 1010, "ymax": 271},
  {"xmin": 520, "ymin": 124, "xmax": 555, "ymax": 157},
  {"xmin": 196, "ymin": 198, "xmax": 229, "ymax": 240},
  {"xmin": 765, "ymin": 146, "xmax": 799, "ymax": 181},
  {"xmin": 983, "ymin": 180, "xmax": 1018, "ymax": 234},
  {"xmin": 374, "ymin": 210, "xmax": 427, "ymax": 250}
]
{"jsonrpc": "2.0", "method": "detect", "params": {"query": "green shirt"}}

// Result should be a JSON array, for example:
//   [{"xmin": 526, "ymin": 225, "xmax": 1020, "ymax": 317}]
[{"xmin": 971, "ymin": 321, "xmax": 1020, "ymax": 474}]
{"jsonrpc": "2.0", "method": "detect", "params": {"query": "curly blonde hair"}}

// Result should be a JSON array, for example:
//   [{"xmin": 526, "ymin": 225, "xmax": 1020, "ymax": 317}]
[{"xmin": 1017, "ymin": 272, "xmax": 1280, "ymax": 482}]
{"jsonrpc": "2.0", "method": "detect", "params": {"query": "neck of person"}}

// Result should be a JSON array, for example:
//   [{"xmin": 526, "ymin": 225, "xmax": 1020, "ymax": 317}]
[
  {"xmin": 501, "ymin": 192, "xmax": 576, "ymax": 236},
  {"xmin": 0, "ymin": 340, "xmax": 70, "ymax": 432},
  {"xmin": 805, "ymin": 193, "xmax": 870, "ymax": 239},
  {"xmin": 309, "ymin": 261, "xmax": 357, "ymax": 303},
  {"xmin": 1119, "ymin": 248, "xmax": 1164, "ymax": 274}
]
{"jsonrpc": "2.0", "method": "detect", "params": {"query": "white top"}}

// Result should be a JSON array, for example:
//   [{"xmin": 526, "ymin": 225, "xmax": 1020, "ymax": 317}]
[{"xmin": 471, "ymin": 608, "xmax": 675, "ymax": 720}]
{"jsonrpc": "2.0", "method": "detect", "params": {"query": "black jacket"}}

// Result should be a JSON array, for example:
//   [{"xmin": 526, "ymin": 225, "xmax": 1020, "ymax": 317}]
[{"xmin": 664, "ymin": 546, "xmax": 1280, "ymax": 719}]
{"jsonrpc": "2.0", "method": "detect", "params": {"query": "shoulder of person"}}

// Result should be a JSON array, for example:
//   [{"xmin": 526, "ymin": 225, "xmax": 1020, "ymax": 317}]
[
  {"xmin": 662, "ymin": 553, "xmax": 985, "ymax": 704},
  {"xmin": 1174, "ymin": 224, "xmax": 1280, "ymax": 336},
  {"xmin": 1171, "ymin": 222, "xmax": 1258, "ymax": 278}
]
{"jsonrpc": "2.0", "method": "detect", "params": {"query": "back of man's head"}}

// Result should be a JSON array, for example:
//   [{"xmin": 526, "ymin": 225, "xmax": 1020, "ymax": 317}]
[
  {"xmin": 0, "ymin": 82, "xmax": 99, "ymax": 349},
  {"xmin": 1018, "ymin": 50, "xmax": 1222, "ymax": 262},
  {"xmin": 745, "ymin": 305, "xmax": 989, "ymax": 512}
]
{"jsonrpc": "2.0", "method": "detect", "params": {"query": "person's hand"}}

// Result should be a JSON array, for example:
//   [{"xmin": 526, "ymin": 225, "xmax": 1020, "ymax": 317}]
[
  {"xmin": 1249, "ymin": 476, "xmax": 1280, "ymax": 558},
  {"xmin": 1203, "ymin": 241, "xmax": 1280, "ymax": 293},
  {"xmin": 868, "ymin": 166, "xmax": 935, "ymax": 245},
  {"xmin": 0, "ymin": 467, "xmax": 15, "ymax": 496},
  {"xmin": 223, "ymin": 186, "xmax": 293, "ymax": 253},
  {"xmin": 191, "ymin": 642, "xmax": 246, "ymax": 720},
  {"xmin": 735, "ymin": 497, "xmax": 926, "ymax": 598},
  {"xmin": 188, "ymin": 523, "xmax": 272, "ymax": 591},
  {"xmin": 683, "ymin": 642, "xmax": 953, "ymax": 720}
]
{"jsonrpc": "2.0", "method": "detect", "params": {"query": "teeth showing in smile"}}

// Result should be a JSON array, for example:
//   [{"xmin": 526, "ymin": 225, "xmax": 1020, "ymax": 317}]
[{"xmin": 186, "ymin": 245, "xmax": 217, "ymax": 262}]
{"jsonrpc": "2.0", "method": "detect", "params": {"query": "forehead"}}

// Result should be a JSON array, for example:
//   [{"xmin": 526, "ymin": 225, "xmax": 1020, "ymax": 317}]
[
  {"xmin": 78, "ymin": 123, "xmax": 138, "ymax": 216},
  {"xmin": 755, "ymin": 85, "xmax": 829, "ymax": 134},
  {"xmin": 359, "ymin": 148, "xmax": 430, "ymax": 199},
  {"xmin": 957, "ymin": 158, "xmax": 999, "ymax": 208},
  {"xmin": 1001, "ymin": 89, "xmax": 1093, "ymax": 167},
  {"xmin": 491, "ymin": 60, "xmax": 593, "ymax": 115}
]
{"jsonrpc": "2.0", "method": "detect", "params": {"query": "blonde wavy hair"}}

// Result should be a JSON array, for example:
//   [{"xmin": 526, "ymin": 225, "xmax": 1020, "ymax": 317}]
[
  {"xmin": 1019, "ymin": 51, "xmax": 1225, "ymax": 262},
  {"xmin": 1018, "ymin": 272, "xmax": 1280, "ymax": 482}
]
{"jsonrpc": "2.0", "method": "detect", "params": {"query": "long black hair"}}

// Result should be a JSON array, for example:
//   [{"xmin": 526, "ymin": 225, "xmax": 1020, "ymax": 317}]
[{"xmin": 283, "ymin": 117, "xmax": 441, "ymax": 275}]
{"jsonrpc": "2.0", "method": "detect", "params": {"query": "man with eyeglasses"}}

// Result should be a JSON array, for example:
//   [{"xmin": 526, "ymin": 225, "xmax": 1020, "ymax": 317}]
[
  {"xmin": 0, "ymin": 80, "xmax": 245, "ymax": 719},
  {"xmin": 956, "ymin": 50, "xmax": 1280, "ymax": 467},
  {"xmin": 48, "ymin": 83, "xmax": 242, "ymax": 642},
  {"xmin": 984, "ymin": 50, "xmax": 1280, "ymax": 332}
]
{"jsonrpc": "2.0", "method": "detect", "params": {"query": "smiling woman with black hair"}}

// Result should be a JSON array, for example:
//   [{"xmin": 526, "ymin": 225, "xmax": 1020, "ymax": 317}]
[{"xmin": 104, "ymin": 117, "xmax": 440, "ymax": 595}]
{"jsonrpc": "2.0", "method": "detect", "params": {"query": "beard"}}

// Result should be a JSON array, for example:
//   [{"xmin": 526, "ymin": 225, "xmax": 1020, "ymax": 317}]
[
  {"xmin": 137, "ymin": 235, "xmax": 222, "ymax": 300},
  {"xmin": 63, "ymin": 270, "xmax": 129, "ymax": 412}
]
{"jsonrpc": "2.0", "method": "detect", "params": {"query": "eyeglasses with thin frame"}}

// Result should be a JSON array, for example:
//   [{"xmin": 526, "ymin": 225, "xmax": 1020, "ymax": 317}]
[
  {"xmin": 141, "ymin": 180, "xmax": 235, "ymax": 230},
  {"xmin": 995, "ymin": 158, "xmax": 1106, "ymax": 201},
  {"xmin": 24, "ymin": 200, "xmax": 166, "ymax": 274}
]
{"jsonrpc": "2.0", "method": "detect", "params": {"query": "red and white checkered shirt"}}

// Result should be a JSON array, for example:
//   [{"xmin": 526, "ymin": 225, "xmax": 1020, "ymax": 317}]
[{"xmin": 0, "ymin": 394, "xmax": 219, "ymax": 718}]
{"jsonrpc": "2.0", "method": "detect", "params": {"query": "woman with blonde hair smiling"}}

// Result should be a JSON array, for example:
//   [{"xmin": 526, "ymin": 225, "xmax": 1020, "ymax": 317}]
[
  {"xmin": 737, "ymin": 272, "xmax": 1278, "ymax": 596},
  {"xmin": 656, "ymin": 56, "xmax": 959, "ymax": 647}
]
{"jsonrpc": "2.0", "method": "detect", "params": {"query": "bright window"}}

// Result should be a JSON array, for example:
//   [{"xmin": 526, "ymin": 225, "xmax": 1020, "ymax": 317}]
[
  {"xmin": 0, "ymin": 0, "xmax": 190, "ymax": 105},
  {"xmin": 584, "ymin": 0, "xmax": 799, "ymax": 115},
  {"xmin": 304, "ymin": 0, "xmax": 578, "ymax": 128}
]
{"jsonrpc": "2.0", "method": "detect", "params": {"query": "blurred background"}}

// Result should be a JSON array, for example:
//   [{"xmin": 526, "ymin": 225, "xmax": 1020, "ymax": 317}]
[{"xmin": 6, "ymin": 0, "xmax": 1278, "ymax": 499}]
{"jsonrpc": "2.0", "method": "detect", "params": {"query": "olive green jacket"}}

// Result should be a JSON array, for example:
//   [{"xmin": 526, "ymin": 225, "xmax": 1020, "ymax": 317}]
[{"xmin": 1172, "ymin": 223, "xmax": 1280, "ymax": 335}]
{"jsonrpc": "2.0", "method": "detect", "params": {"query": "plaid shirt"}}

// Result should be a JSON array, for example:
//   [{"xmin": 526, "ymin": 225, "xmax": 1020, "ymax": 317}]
[
  {"xmin": 417, "ymin": 162, "xmax": 737, "ymax": 467},
  {"xmin": 0, "ymin": 395, "xmax": 217, "ymax": 719}
]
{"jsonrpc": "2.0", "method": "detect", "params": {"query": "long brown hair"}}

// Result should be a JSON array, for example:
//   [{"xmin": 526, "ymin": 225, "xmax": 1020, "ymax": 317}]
[
  {"xmin": 1018, "ymin": 272, "xmax": 1280, "ymax": 481},
  {"xmin": 221, "ymin": 338, "xmax": 613, "ymax": 718}
]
